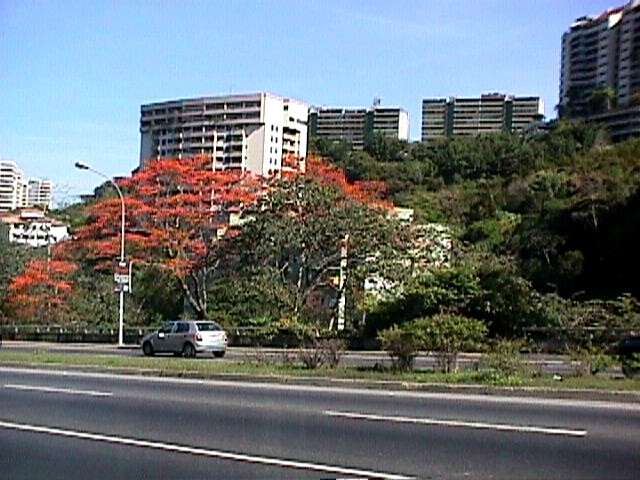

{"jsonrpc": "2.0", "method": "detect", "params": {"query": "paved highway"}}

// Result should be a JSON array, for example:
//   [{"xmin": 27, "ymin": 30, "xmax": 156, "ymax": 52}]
[{"xmin": 0, "ymin": 367, "xmax": 639, "ymax": 479}]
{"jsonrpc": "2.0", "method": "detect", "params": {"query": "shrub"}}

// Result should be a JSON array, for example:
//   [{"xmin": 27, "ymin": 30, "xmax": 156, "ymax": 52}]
[
  {"xmin": 410, "ymin": 314, "xmax": 487, "ymax": 373},
  {"xmin": 483, "ymin": 340, "xmax": 529, "ymax": 380},
  {"xmin": 298, "ymin": 345, "xmax": 325, "ymax": 369},
  {"xmin": 319, "ymin": 338, "xmax": 346, "ymax": 368},
  {"xmin": 621, "ymin": 353, "xmax": 640, "ymax": 379},
  {"xmin": 297, "ymin": 338, "xmax": 346, "ymax": 369},
  {"xmin": 378, "ymin": 326, "xmax": 421, "ymax": 371},
  {"xmin": 570, "ymin": 347, "xmax": 614, "ymax": 376}
]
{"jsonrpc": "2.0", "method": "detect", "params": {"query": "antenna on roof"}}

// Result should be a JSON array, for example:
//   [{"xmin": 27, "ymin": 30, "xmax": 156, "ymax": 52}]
[{"xmin": 373, "ymin": 97, "xmax": 381, "ymax": 107}]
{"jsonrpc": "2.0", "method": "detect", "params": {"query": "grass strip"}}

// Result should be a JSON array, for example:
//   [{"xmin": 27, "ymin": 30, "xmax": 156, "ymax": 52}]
[{"xmin": 1, "ymin": 350, "xmax": 639, "ymax": 393}]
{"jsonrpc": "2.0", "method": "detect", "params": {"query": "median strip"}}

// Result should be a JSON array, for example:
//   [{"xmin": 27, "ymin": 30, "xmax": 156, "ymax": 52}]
[
  {"xmin": 0, "ymin": 420, "xmax": 414, "ymax": 480},
  {"xmin": 4, "ymin": 384, "xmax": 113, "ymax": 397},
  {"xmin": 324, "ymin": 410, "xmax": 588, "ymax": 437}
]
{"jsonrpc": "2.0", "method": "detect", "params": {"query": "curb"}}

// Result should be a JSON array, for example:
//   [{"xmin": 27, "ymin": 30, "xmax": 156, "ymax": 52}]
[{"xmin": 1, "ymin": 360, "xmax": 639, "ymax": 403}]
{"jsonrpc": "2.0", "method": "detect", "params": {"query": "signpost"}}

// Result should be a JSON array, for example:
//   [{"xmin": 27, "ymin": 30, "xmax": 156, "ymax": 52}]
[{"xmin": 114, "ymin": 263, "xmax": 133, "ymax": 294}]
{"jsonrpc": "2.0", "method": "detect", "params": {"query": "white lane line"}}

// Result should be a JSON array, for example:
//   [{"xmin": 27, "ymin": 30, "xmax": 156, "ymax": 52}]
[
  {"xmin": 0, "ymin": 420, "xmax": 413, "ymax": 480},
  {"xmin": 4, "ymin": 384, "xmax": 112, "ymax": 397},
  {"xmin": 324, "ymin": 410, "xmax": 587, "ymax": 437}
]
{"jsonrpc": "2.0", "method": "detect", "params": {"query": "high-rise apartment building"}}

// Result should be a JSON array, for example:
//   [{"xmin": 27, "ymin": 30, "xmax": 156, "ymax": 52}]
[
  {"xmin": 309, "ymin": 105, "xmax": 409, "ymax": 149},
  {"xmin": 0, "ymin": 161, "xmax": 27, "ymax": 212},
  {"xmin": 559, "ymin": 7, "xmax": 624, "ymax": 117},
  {"xmin": 559, "ymin": 1, "xmax": 640, "ymax": 117},
  {"xmin": 27, "ymin": 179, "xmax": 54, "ymax": 210},
  {"xmin": 139, "ymin": 92, "xmax": 309, "ymax": 177},
  {"xmin": 421, "ymin": 94, "xmax": 544, "ymax": 141},
  {"xmin": 0, "ymin": 161, "xmax": 54, "ymax": 212}
]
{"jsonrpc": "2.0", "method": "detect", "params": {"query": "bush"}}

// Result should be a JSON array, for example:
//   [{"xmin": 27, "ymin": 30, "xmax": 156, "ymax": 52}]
[
  {"xmin": 297, "ymin": 338, "xmax": 346, "ymax": 369},
  {"xmin": 320, "ymin": 338, "xmax": 346, "ymax": 368},
  {"xmin": 483, "ymin": 340, "xmax": 529, "ymax": 380},
  {"xmin": 378, "ymin": 326, "xmax": 421, "ymax": 371},
  {"xmin": 410, "ymin": 314, "xmax": 487, "ymax": 373},
  {"xmin": 570, "ymin": 347, "xmax": 614, "ymax": 376},
  {"xmin": 621, "ymin": 353, "xmax": 640, "ymax": 379},
  {"xmin": 298, "ymin": 345, "xmax": 325, "ymax": 369}
]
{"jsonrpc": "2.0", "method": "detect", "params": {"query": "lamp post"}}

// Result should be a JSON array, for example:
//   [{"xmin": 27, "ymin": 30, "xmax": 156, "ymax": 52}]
[{"xmin": 75, "ymin": 162, "xmax": 126, "ymax": 346}]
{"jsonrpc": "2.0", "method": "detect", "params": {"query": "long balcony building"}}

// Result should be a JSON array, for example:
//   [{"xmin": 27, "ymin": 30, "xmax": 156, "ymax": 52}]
[
  {"xmin": 421, "ymin": 94, "xmax": 544, "ymax": 141},
  {"xmin": 309, "ymin": 105, "xmax": 409, "ymax": 150},
  {"xmin": 139, "ymin": 92, "xmax": 309, "ymax": 177}
]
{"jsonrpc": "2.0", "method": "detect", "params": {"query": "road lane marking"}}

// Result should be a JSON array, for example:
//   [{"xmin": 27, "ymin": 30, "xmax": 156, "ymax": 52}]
[
  {"xmin": 324, "ymin": 410, "xmax": 587, "ymax": 437},
  {"xmin": 4, "ymin": 384, "xmax": 113, "ymax": 397},
  {"xmin": 0, "ymin": 420, "xmax": 413, "ymax": 480}
]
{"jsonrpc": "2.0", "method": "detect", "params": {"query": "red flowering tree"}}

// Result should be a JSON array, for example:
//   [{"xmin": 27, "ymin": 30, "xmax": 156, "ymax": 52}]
[
  {"xmin": 8, "ymin": 259, "xmax": 78, "ymax": 323},
  {"xmin": 69, "ymin": 156, "xmax": 264, "ymax": 319}
]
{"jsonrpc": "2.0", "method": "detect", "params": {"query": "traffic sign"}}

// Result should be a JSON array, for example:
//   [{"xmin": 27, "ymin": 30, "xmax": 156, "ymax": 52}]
[{"xmin": 114, "ymin": 273, "xmax": 130, "ymax": 285}]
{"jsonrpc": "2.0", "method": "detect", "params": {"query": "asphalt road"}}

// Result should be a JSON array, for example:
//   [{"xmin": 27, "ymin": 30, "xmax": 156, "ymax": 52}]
[
  {"xmin": 0, "ymin": 367, "xmax": 639, "ymax": 479},
  {"xmin": 1, "ymin": 341, "xmax": 580, "ymax": 374}
]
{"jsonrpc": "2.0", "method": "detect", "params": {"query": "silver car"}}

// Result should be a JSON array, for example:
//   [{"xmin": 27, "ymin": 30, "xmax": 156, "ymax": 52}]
[{"xmin": 141, "ymin": 321, "xmax": 227, "ymax": 358}]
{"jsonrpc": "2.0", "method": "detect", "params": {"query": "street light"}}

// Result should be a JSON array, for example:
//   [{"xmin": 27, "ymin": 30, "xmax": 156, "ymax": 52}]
[{"xmin": 75, "ymin": 162, "xmax": 127, "ymax": 346}]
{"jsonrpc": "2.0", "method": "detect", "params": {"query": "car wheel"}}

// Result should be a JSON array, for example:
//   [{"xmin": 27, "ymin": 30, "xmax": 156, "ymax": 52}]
[
  {"xmin": 142, "ymin": 341, "xmax": 154, "ymax": 357},
  {"xmin": 213, "ymin": 351, "xmax": 225, "ymax": 358},
  {"xmin": 182, "ymin": 343, "xmax": 196, "ymax": 358}
]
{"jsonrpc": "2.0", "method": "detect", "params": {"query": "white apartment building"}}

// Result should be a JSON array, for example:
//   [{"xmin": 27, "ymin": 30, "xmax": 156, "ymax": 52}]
[
  {"xmin": 0, "ymin": 161, "xmax": 54, "ymax": 212},
  {"xmin": 309, "ymin": 105, "xmax": 410, "ymax": 150},
  {"xmin": 139, "ymin": 92, "xmax": 309, "ymax": 177},
  {"xmin": 0, "ymin": 209, "xmax": 70, "ymax": 248},
  {"xmin": 27, "ymin": 179, "xmax": 54, "ymax": 210},
  {"xmin": 421, "ymin": 94, "xmax": 544, "ymax": 141},
  {"xmin": 0, "ymin": 161, "xmax": 28, "ymax": 212}
]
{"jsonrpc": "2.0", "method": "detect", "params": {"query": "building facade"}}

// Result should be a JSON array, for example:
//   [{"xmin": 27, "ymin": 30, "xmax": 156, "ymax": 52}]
[
  {"xmin": 0, "ymin": 209, "xmax": 69, "ymax": 248},
  {"xmin": 27, "ymin": 179, "xmax": 54, "ymax": 210},
  {"xmin": 0, "ymin": 160, "xmax": 53, "ymax": 212},
  {"xmin": 559, "ymin": 7, "xmax": 624, "ymax": 117},
  {"xmin": 558, "ymin": 1, "xmax": 640, "ymax": 140},
  {"xmin": 0, "ymin": 161, "xmax": 54, "ymax": 212},
  {"xmin": 139, "ymin": 92, "xmax": 309, "ymax": 177},
  {"xmin": 0, "ymin": 161, "xmax": 27, "ymax": 212},
  {"xmin": 421, "ymin": 94, "xmax": 544, "ymax": 141},
  {"xmin": 309, "ymin": 105, "xmax": 409, "ymax": 150},
  {"xmin": 559, "ymin": 1, "xmax": 640, "ymax": 117}
]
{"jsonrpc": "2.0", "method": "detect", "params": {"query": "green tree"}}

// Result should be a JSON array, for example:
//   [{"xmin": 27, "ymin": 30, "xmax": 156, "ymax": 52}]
[{"xmin": 233, "ymin": 161, "xmax": 409, "ymax": 331}]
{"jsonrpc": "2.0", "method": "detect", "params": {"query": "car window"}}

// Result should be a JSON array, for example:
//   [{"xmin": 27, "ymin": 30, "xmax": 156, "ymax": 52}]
[
  {"xmin": 196, "ymin": 322, "xmax": 222, "ymax": 332},
  {"xmin": 176, "ymin": 322, "xmax": 190, "ymax": 333},
  {"xmin": 160, "ymin": 322, "xmax": 174, "ymax": 333}
]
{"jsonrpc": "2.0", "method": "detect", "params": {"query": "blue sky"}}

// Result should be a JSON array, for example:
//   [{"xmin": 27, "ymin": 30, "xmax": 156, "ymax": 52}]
[{"xmin": 0, "ymin": 0, "xmax": 617, "ymax": 202}]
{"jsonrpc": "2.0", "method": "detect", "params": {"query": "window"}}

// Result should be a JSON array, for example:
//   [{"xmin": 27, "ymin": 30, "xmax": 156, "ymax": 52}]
[
  {"xmin": 160, "ymin": 322, "xmax": 174, "ymax": 333},
  {"xmin": 176, "ymin": 322, "xmax": 190, "ymax": 333},
  {"xmin": 196, "ymin": 322, "xmax": 222, "ymax": 332}
]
